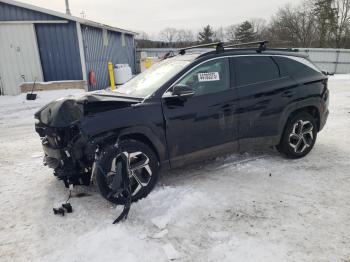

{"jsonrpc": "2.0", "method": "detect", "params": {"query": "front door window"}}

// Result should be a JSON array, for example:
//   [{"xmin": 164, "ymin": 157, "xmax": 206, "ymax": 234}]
[{"xmin": 177, "ymin": 58, "xmax": 230, "ymax": 96}]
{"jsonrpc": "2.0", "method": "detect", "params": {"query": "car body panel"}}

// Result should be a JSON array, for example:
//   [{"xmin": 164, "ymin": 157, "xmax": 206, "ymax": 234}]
[{"xmin": 162, "ymin": 89, "xmax": 239, "ymax": 167}]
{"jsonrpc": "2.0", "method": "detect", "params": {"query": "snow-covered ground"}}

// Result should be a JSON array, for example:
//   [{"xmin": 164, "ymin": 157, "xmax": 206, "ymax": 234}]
[{"xmin": 1, "ymin": 77, "xmax": 350, "ymax": 262}]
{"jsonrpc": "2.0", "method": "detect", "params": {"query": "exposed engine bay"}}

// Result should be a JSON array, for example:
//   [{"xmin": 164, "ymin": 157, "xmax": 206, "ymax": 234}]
[{"xmin": 34, "ymin": 92, "xmax": 141, "ymax": 188}]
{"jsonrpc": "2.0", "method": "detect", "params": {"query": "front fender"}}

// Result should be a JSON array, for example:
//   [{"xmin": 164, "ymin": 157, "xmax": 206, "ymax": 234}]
[
  {"xmin": 80, "ymin": 102, "xmax": 168, "ymax": 168},
  {"xmin": 118, "ymin": 125, "xmax": 168, "ymax": 165}
]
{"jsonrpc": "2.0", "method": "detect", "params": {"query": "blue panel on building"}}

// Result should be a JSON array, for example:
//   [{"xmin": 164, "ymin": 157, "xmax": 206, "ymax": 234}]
[
  {"xmin": 0, "ymin": 2, "xmax": 135, "ymax": 91},
  {"xmin": 0, "ymin": 2, "xmax": 60, "ymax": 21},
  {"xmin": 35, "ymin": 22, "xmax": 83, "ymax": 81},
  {"xmin": 81, "ymin": 25, "xmax": 135, "ymax": 91}
]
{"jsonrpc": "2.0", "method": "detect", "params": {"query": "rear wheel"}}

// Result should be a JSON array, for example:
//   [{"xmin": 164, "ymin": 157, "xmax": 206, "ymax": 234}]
[
  {"xmin": 277, "ymin": 112, "xmax": 317, "ymax": 159},
  {"xmin": 96, "ymin": 139, "xmax": 159, "ymax": 204}
]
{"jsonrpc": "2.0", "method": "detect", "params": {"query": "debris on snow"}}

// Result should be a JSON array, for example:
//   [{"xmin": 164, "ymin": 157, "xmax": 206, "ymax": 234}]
[
  {"xmin": 151, "ymin": 229, "xmax": 169, "ymax": 239},
  {"xmin": 31, "ymin": 153, "xmax": 42, "ymax": 158},
  {"xmin": 162, "ymin": 243, "xmax": 181, "ymax": 260},
  {"xmin": 151, "ymin": 215, "xmax": 170, "ymax": 230}
]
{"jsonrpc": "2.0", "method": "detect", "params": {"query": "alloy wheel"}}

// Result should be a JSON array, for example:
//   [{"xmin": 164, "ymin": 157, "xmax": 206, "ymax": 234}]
[
  {"xmin": 288, "ymin": 120, "xmax": 314, "ymax": 154},
  {"xmin": 106, "ymin": 151, "xmax": 152, "ymax": 197}
]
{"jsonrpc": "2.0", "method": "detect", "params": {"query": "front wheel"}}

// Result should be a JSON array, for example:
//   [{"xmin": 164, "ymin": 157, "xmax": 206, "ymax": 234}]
[
  {"xmin": 95, "ymin": 139, "xmax": 159, "ymax": 204},
  {"xmin": 277, "ymin": 112, "xmax": 318, "ymax": 159}
]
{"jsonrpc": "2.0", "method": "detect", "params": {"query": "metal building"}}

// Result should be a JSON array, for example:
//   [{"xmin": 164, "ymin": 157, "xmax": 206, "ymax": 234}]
[{"xmin": 0, "ymin": 0, "xmax": 136, "ymax": 95}]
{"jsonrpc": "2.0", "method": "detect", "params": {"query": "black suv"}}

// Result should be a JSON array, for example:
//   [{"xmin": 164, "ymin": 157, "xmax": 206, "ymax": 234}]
[{"xmin": 35, "ymin": 42, "xmax": 329, "ymax": 204}]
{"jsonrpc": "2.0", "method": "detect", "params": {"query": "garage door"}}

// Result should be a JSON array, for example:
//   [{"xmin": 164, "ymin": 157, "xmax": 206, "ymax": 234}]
[{"xmin": 0, "ymin": 24, "xmax": 43, "ymax": 95}]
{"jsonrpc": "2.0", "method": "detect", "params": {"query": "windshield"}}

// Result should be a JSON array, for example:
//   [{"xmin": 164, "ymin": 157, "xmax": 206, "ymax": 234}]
[{"xmin": 115, "ymin": 58, "xmax": 190, "ymax": 97}]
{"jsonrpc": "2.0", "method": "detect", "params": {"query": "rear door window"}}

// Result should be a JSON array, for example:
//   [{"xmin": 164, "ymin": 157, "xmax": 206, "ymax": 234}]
[{"xmin": 232, "ymin": 56, "xmax": 280, "ymax": 87}]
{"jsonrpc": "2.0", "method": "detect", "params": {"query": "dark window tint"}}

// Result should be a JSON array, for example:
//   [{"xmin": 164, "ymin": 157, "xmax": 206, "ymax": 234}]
[
  {"xmin": 233, "ymin": 56, "xmax": 280, "ymax": 86},
  {"xmin": 274, "ymin": 56, "xmax": 321, "ymax": 79},
  {"xmin": 178, "ymin": 58, "xmax": 230, "ymax": 96}
]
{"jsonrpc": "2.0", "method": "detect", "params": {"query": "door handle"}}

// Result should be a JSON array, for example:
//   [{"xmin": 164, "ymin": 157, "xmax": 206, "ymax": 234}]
[
  {"xmin": 281, "ymin": 91, "xmax": 295, "ymax": 98},
  {"xmin": 221, "ymin": 104, "xmax": 232, "ymax": 112}
]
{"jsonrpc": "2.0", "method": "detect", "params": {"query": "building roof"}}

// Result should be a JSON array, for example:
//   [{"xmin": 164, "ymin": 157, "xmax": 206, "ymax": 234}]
[{"xmin": 0, "ymin": 0, "xmax": 137, "ymax": 35}]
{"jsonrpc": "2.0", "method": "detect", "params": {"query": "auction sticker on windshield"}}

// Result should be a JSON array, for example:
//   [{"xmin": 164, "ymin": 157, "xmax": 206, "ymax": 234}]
[{"xmin": 198, "ymin": 72, "xmax": 220, "ymax": 82}]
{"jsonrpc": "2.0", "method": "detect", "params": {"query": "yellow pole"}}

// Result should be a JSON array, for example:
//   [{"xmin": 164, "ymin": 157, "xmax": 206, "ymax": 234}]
[
  {"xmin": 108, "ymin": 62, "xmax": 116, "ymax": 90},
  {"xmin": 145, "ymin": 57, "xmax": 152, "ymax": 69}
]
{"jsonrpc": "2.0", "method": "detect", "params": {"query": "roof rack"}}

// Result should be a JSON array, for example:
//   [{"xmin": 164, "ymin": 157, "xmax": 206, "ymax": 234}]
[
  {"xmin": 178, "ymin": 40, "xmax": 268, "ymax": 56},
  {"xmin": 223, "ymin": 40, "xmax": 268, "ymax": 53},
  {"xmin": 179, "ymin": 42, "xmax": 223, "ymax": 55},
  {"xmin": 169, "ymin": 40, "xmax": 299, "ymax": 60}
]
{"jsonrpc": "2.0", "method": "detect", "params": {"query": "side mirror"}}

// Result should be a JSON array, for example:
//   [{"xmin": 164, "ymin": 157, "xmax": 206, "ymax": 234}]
[{"xmin": 172, "ymin": 84, "xmax": 195, "ymax": 98}]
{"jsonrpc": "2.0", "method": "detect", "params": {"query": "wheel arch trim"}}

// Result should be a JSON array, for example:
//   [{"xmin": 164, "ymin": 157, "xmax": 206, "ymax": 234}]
[
  {"xmin": 278, "ymin": 99, "xmax": 322, "ymax": 143},
  {"xmin": 117, "ymin": 126, "xmax": 168, "ymax": 166}
]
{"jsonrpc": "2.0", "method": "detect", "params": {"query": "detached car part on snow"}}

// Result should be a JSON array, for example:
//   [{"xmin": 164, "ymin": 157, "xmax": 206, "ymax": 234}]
[{"xmin": 35, "ymin": 41, "xmax": 329, "ymax": 209}]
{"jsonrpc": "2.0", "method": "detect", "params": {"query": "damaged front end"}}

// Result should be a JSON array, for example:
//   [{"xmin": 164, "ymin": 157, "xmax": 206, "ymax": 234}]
[
  {"xmin": 35, "ymin": 97, "xmax": 95, "ymax": 187},
  {"xmin": 35, "ymin": 92, "xmax": 141, "ymax": 188}
]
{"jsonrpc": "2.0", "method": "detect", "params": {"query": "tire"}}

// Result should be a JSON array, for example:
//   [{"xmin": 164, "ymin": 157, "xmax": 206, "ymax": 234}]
[
  {"xmin": 277, "ymin": 112, "xmax": 318, "ymax": 159},
  {"xmin": 95, "ymin": 139, "xmax": 159, "ymax": 204}
]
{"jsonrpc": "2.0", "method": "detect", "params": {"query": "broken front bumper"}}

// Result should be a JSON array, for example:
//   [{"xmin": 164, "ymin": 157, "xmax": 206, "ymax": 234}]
[
  {"xmin": 319, "ymin": 109, "xmax": 329, "ymax": 131},
  {"xmin": 42, "ymin": 141, "xmax": 67, "ymax": 169}
]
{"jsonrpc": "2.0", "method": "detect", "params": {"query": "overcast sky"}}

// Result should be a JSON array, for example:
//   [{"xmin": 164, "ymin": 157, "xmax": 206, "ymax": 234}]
[{"xmin": 19, "ymin": 0, "xmax": 301, "ymax": 37}]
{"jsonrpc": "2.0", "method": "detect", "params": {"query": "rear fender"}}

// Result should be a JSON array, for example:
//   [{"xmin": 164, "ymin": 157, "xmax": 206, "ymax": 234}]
[{"xmin": 278, "ymin": 98, "xmax": 322, "ymax": 143}]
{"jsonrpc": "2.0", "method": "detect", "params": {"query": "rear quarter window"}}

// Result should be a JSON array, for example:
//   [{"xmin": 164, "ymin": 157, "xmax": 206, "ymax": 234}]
[{"xmin": 273, "ymin": 56, "xmax": 322, "ymax": 79}]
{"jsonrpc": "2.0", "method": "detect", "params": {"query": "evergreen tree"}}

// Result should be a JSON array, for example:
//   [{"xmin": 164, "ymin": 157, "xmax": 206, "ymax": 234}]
[
  {"xmin": 235, "ymin": 21, "xmax": 257, "ymax": 43},
  {"xmin": 198, "ymin": 25, "xmax": 214, "ymax": 43}
]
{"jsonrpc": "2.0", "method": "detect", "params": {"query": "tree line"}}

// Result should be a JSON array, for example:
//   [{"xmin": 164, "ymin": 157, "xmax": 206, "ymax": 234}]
[{"xmin": 136, "ymin": 0, "xmax": 350, "ymax": 48}]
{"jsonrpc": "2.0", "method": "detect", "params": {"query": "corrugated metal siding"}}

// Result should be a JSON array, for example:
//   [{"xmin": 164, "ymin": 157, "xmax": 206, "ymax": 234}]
[
  {"xmin": 81, "ymin": 25, "xmax": 135, "ymax": 91},
  {"xmin": 35, "ymin": 22, "xmax": 83, "ymax": 81},
  {"xmin": 298, "ymin": 48, "xmax": 350, "ymax": 74},
  {"xmin": 0, "ymin": 24, "xmax": 43, "ymax": 95},
  {"xmin": 0, "ymin": 2, "xmax": 60, "ymax": 21},
  {"xmin": 0, "ymin": 2, "xmax": 83, "ymax": 82}
]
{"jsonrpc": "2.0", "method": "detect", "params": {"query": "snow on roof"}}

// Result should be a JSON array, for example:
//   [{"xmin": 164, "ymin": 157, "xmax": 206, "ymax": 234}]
[{"xmin": 0, "ymin": 0, "xmax": 137, "ymax": 35}]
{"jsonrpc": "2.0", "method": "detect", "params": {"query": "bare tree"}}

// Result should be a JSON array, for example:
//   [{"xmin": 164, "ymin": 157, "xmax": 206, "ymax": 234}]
[
  {"xmin": 344, "ymin": 25, "xmax": 350, "ymax": 47},
  {"xmin": 250, "ymin": 18, "xmax": 267, "ymax": 39},
  {"xmin": 135, "ymin": 31, "xmax": 149, "ymax": 40},
  {"xmin": 225, "ymin": 24, "xmax": 238, "ymax": 42},
  {"xmin": 214, "ymin": 27, "xmax": 225, "ymax": 42},
  {"xmin": 298, "ymin": 1, "xmax": 318, "ymax": 47},
  {"xmin": 176, "ymin": 29, "xmax": 194, "ymax": 45},
  {"xmin": 268, "ymin": 2, "xmax": 316, "ymax": 47},
  {"xmin": 159, "ymin": 28, "xmax": 178, "ymax": 43},
  {"xmin": 141, "ymin": 0, "xmax": 350, "ymax": 49},
  {"xmin": 333, "ymin": 0, "xmax": 350, "ymax": 47}
]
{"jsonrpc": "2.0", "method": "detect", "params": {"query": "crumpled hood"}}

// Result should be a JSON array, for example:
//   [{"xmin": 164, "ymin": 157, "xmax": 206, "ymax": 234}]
[{"xmin": 35, "ymin": 92, "xmax": 142, "ymax": 127}]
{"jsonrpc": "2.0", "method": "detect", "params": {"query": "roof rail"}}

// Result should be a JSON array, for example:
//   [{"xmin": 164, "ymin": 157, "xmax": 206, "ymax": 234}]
[
  {"xmin": 223, "ymin": 40, "xmax": 268, "ymax": 53},
  {"xmin": 265, "ymin": 48, "xmax": 299, "ymax": 52},
  {"xmin": 179, "ymin": 42, "xmax": 223, "ymax": 55}
]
